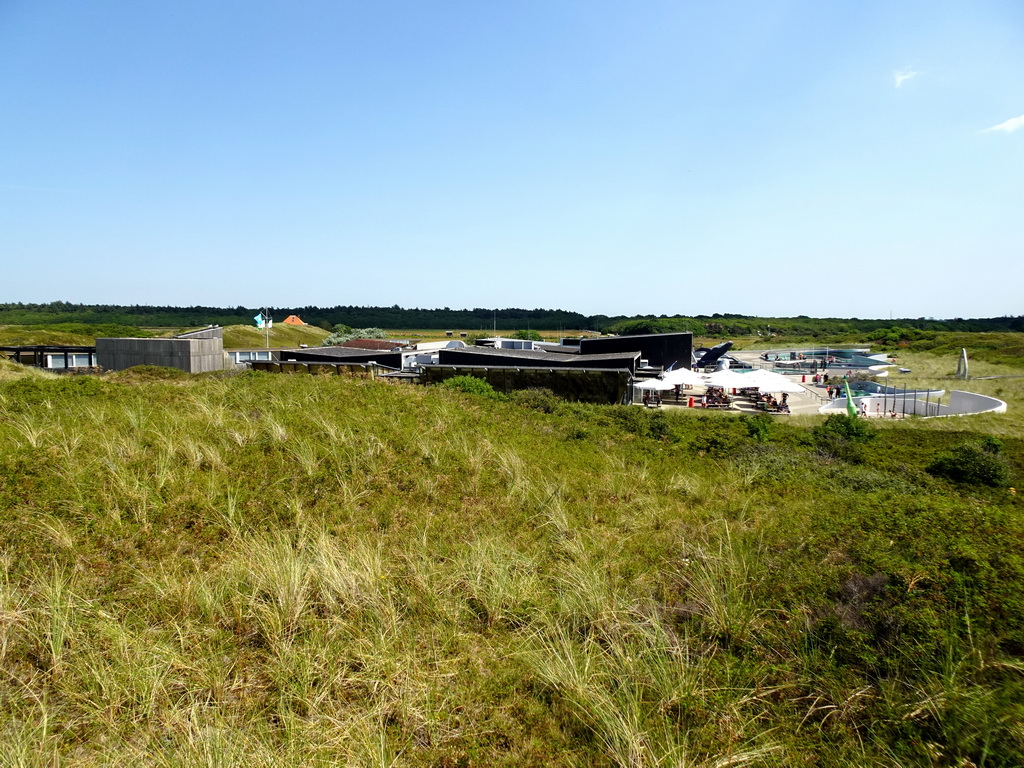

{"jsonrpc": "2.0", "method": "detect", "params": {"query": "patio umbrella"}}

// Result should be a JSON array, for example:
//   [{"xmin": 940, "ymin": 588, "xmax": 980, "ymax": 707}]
[
  {"xmin": 702, "ymin": 369, "xmax": 751, "ymax": 389},
  {"xmin": 742, "ymin": 369, "xmax": 805, "ymax": 393},
  {"xmin": 660, "ymin": 368, "xmax": 706, "ymax": 387},
  {"xmin": 635, "ymin": 378, "xmax": 676, "ymax": 391}
]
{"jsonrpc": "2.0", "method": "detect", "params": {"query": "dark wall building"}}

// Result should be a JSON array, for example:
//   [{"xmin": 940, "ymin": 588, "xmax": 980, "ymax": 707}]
[
  {"xmin": 422, "ymin": 365, "xmax": 631, "ymax": 404},
  {"xmin": 578, "ymin": 332, "xmax": 692, "ymax": 370},
  {"xmin": 437, "ymin": 346, "xmax": 640, "ymax": 373},
  {"xmin": 280, "ymin": 347, "xmax": 403, "ymax": 368}
]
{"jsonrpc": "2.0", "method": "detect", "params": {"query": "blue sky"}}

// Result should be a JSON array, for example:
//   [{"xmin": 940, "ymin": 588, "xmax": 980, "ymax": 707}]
[{"xmin": 2, "ymin": 0, "xmax": 1022, "ymax": 319}]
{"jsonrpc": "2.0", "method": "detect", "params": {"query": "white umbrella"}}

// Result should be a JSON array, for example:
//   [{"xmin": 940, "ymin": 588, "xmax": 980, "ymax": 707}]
[
  {"xmin": 702, "ymin": 369, "xmax": 751, "ymax": 389},
  {"xmin": 660, "ymin": 368, "xmax": 706, "ymax": 387},
  {"xmin": 635, "ymin": 378, "xmax": 676, "ymax": 391},
  {"xmin": 742, "ymin": 369, "xmax": 805, "ymax": 393}
]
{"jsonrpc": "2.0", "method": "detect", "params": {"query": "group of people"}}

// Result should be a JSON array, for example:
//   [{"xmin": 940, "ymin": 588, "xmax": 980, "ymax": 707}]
[
  {"xmin": 701, "ymin": 387, "xmax": 731, "ymax": 407},
  {"xmin": 862, "ymin": 400, "xmax": 901, "ymax": 419},
  {"xmin": 641, "ymin": 391, "xmax": 662, "ymax": 407},
  {"xmin": 752, "ymin": 390, "xmax": 790, "ymax": 413}
]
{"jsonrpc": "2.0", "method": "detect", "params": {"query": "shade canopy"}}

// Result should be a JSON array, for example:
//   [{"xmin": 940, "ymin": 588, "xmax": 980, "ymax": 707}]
[
  {"xmin": 741, "ymin": 369, "xmax": 806, "ymax": 393},
  {"xmin": 702, "ymin": 369, "xmax": 751, "ymax": 388},
  {"xmin": 635, "ymin": 378, "xmax": 676, "ymax": 391},
  {"xmin": 660, "ymin": 368, "xmax": 706, "ymax": 387}
]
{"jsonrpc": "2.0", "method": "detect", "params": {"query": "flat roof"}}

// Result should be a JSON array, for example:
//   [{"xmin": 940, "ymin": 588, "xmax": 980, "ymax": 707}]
[
  {"xmin": 423, "ymin": 363, "xmax": 633, "ymax": 374},
  {"xmin": 443, "ymin": 347, "xmax": 638, "ymax": 363}
]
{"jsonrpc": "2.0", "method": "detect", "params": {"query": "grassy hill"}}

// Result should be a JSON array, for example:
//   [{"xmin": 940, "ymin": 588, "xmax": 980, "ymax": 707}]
[
  {"xmin": 221, "ymin": 322, "xmax": 330, "ymax": 349},
  {"xmin": 0, "ymin": 322, "xmax": 330, "ymax": 350},
  {"xmin": 0, "ymin": 323, "xmax": 158, "ymax": 346},
  {"xmin": 0, "ymin": 359, "xmax": 1022, "ymax": 765}
]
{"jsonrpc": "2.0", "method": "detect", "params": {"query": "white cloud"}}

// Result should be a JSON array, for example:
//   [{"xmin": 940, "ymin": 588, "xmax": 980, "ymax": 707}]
[
  {"xmin": 892, "ymin": 66, "xmax": 919, "ymax": 88},
  {"xmin": 983, "ymin": 114, "xmax": 1024, "ymax": 133}
]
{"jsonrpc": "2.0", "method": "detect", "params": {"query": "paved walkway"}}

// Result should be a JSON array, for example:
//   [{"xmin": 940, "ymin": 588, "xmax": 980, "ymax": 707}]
[
  {"xmin": 638, "ymin": 350, "xmax": 833, "ymax": 415},
  {"xmin": 640, "ymin": 379, "xmax": 827, "ymax": 415}
]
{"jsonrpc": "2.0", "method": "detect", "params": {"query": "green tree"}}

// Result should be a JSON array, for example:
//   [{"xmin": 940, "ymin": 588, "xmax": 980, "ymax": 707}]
[{"xmin": 513, "ymin": 329, "xmax": 542, "ymax": 341}]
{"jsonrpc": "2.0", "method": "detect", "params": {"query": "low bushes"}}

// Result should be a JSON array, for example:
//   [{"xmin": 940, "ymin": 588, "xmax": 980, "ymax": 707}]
[
  {"xmin": 440, "ymin": 374, "xmax": 503, "ymax": 399},
  {"xmin": 927, "ymin": 437, "xmax": 1011, "ymax": 487},
  {"xmin": 0, "ymin": 367, "xmax": 1020, "ymax": 765}
]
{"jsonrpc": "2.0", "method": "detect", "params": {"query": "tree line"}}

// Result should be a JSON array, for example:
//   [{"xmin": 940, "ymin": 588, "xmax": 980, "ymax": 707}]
[{"xmin": 1, "ymin": 302, "xmax": 1021, "ymax": 337}]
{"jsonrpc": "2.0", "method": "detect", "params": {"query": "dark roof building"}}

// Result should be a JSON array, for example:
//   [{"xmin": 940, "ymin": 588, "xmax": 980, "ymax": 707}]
[
  {"xmin": 578, "ymin": 332, "xmax": 692, "ymax": 370},
  {"xmin": 437, "ymin": 346, "xmax": 640, "ymax": 373},
  {"xmin": 338, "ymin": 339, "xmax": 406, "ymax": 351},
  {"xmin": 280, "ymin": 346, "xmax": 403, "ymax": 368}
]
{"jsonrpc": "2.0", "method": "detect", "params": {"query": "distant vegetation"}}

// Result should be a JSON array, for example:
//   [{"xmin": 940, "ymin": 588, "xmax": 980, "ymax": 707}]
[
  {"xmin": 3, "ymin": 306, "xmax": 1023, "ymax": 371},
  {"xmin": 0, "ymin": 323, "xmax": 154, "ymax": 346},
  {"xmin": 3, "ymin": 301, "xmax": 1022, "ymax": 338},
  {"xmin": 0, "ymin": 352, "xmax": 1022, "ymax": 764},
  {"xmin": 606, "ymin": 315, "xmax": 1024, "ymax": 339},
  {"xmin": 319, "ymin": 326, "xmax": 387, "ymax": 346}
]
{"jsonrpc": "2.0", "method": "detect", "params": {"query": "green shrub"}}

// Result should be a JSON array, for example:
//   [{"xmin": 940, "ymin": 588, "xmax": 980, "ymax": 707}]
[
  {"xmin": 607, "ymin": 405, "xmax": 671, "ymax": 440},
  {"xmin": 1, "ymin": 374, "xmax": 107, "ymax": 407},
  {"xmin": 927, "ymin": 440, "xmax": 1011, "ymax": 487},
  {"xmin": 816, "ymin": 414, "xmax": 874, "ymax": 442},
  {"xmin": 320, "ymin": 326, "xmax": 386, "ymax": 346},
  {"xmin": 685, "ymin": 420, "xmax": 747, "ymax": 456},
  {"xmin": 440, "ymin": 375, "xmax": 502, "ymax": 399},
  {"xmin": 813, "ymin": 413, "xmax": 874, "ymax": 463},
  {"xmin": 741, "ymin": 413, "xmax": 773, "ymax": 443},
  {"xmin": 509, "ymin": 387, "xmax": 560, "ymax": 413}
]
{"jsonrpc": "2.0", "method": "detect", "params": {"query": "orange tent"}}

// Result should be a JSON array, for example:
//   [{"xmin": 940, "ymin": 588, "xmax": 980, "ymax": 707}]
[{"xmin": 282, "ymin": 315, "xmax": 305, "ymax": 326}]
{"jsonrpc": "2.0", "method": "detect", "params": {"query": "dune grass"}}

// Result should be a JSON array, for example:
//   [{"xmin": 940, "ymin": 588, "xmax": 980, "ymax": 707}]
[
  {"xmin": 0, "ymin": 362, "xmax": 1022, "ymax": 766},
  {"xmin": 220, "ymin": 324, "xmax": 330, "ymax": 349}
]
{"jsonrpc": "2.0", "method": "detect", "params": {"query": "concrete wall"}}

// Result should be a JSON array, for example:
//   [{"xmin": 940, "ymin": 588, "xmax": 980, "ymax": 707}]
[
  {"xmin": 946, "ymin": 390, "xmax": 1007, "ymax": 416},
  {"xmin": 96, "ymin": 337, "xmax": 227, "ymax": 373},
  {"xmin": 848, "ymin": 381, "xmax": 945, "ymax": 397},
  {"xmin": 821, "ymin": 396, "xmax": 942, "ymax": 417},
  {"xmin": 819, "ymin": 390, "xmax": 1007, "ymax": 418}
]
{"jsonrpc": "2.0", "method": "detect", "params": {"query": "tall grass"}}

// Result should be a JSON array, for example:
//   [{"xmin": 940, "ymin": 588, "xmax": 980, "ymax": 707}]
[{"xmin": 0, "ymin": 361, "xmax": 1020, "ymax": 765}]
